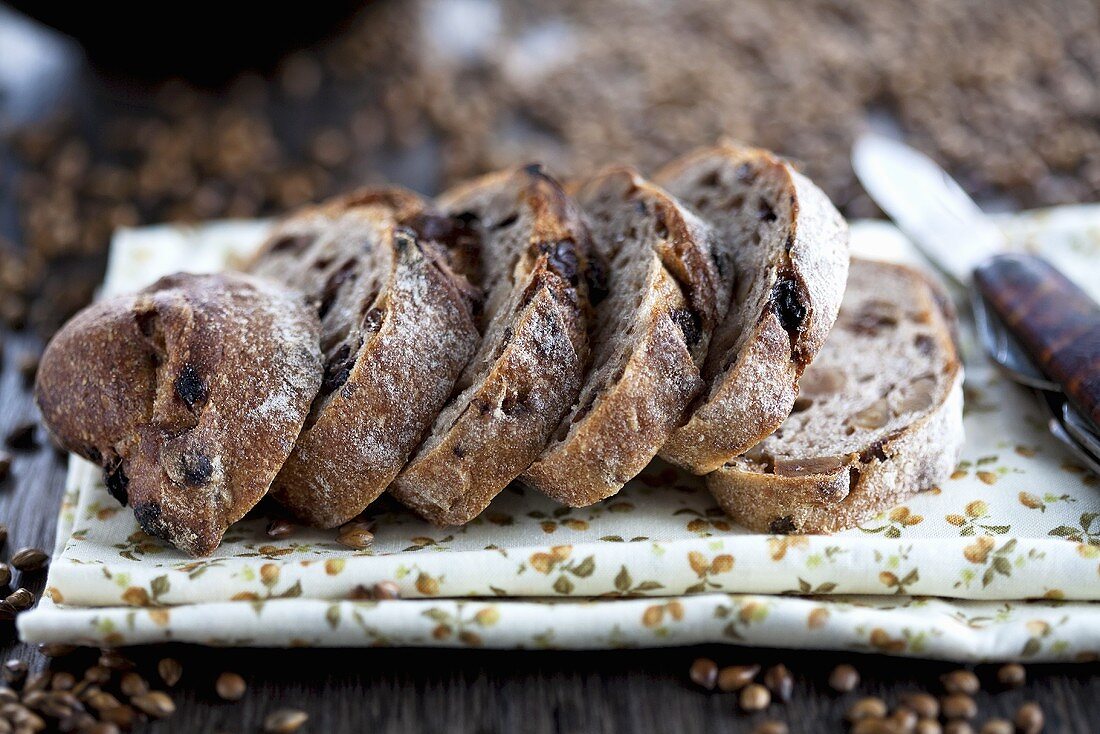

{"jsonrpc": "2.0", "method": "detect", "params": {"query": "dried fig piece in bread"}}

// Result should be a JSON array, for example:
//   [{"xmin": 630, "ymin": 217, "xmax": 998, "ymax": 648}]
[
  {"xmin": 35, "ymin": 273, "xmax": 323, "ymax": 556},
  {"xmin": 247, "ymin": 188, "xmax": 482, "ymax": 528},
  {"xmin": 706, "ymin": 259, "xmax": 964, "ymax": 534},
  {"xmin": 389, "ymin": 164, "xmax": 590, "ymax": 525},
  {"xmin": 656, "ymin": 142, "xmax": 850, "ymax": 474},
  {"xmin": 522, "ymin": 167, "xmax": 724, "ymax": 505}
]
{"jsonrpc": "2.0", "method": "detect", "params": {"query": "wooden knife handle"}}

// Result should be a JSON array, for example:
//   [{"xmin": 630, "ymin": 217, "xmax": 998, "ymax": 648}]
[{"xmin": 974, "ymin": 253, "xmax": 1100, "ymax": 431}]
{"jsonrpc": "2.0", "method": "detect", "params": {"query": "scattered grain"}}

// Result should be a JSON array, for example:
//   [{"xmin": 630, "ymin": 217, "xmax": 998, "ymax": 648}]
[
  {"xmin": 157, "ymin": 658, "xmax": 183, "ymax": 687},
  {"xmin": 1014, "ymin": 702, "xmax": 1044, "ymax": 734},
  {"xmin": 846, "ymin": 697, "xmax": 888, "ymax": 722},
  {"xmin": 763, "ymin": 664, "xmax": 793, "ymax": 702},
  {"xmin": 336, "ymin": 521, "xmax": 374, "ymax": 549},
  {"xmin": 828, "ymin": 664, "xmax": 859, "ymax": 692},
  {"xmin": 890, "ymin": 707, "xmax": 918, "ymax": 732},
  {"xmin": 50, "ymin": 672, "xmax": 75, "ymax": 691},
  {"xmin": 996, "ymin": 663, "xmax": 1026, "ymax": 689},
  {"xmin": 689, "ymin": 658, "xmax": 718, "ymax": 690},
  {"xmin": 131, "ymin": 690, "xmax": 176, "ymax": 718},
  {"xmin": 943, "ymin": 723, "xmax": 974, "ymax": 734},
  {"xmin": 716, "ymin": 664, "xmax": 759, "ymax": 692},
  {"xmin": 10, "ymin": 548, "xmax": 48, "ymax": 573},
  {"xmin": 264, "ymin": 708, "xmax": 309, "ymax": 733},
  {"xmin": 266, "ymin": 518, "xmax": 296, "ymax": 539},
  {"xmin": 899, "ymin": 692, "xmax": 939, "ymax": 719},
  {"xmin": 2, "ymin": 660, "xmax": 27, "ymax": 687},
  {"xmin": 979, "ymin": 719, "xmax": 1013, "ymax": 734},
  {"xmin": 119, "ymin": 672, "xmax": 149, "ymax": 698},
  {"xmin": 83, "ymin": 666, "xmax": 110, "ymax": 685},
  {"xmin": 916, "ymin": 720, "xmax": 942, "ymax": 734},
  {"xmin": 5, "ymin": 588, "xmax": 34, "ymax": 611},
  {"xmin": 37, "ymin": 644, "xmax": 76, "ymax": 658},
  {"xmin": 941, "ymin": 670, "xmax": 980, "ymax": 695},
  {"xmin": 739, "ymin": 683, "xmax": 771, "ymax": 712},
  {"xmin": 215, "ymin": 672, "xmax": 247, "ymax": 701},
  {"xmin": 96, "ymin": 650, "xmax": 134, "ymax": 671},
  {"xmin": 941, "ymin": 694, "xmax": 977, "ymax": 720},
  {"xmin": 753, "ymin": 721, "xmax": 789, "ymax": 734}
]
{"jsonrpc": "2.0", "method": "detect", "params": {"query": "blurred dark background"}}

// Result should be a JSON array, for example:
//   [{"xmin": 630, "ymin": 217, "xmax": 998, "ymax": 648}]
[{"xmin": 1, "ymin": 0, "xmax": 1099, "ymax": 336}]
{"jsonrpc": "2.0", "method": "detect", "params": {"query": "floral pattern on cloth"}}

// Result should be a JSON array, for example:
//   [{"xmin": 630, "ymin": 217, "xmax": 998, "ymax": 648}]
[{"xmin": 17, "ymin": 206, "xmax": 1100, "ymax": 659}]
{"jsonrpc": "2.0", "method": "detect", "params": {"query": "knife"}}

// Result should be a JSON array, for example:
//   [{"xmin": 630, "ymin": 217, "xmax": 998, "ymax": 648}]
[{"xmin": 852, "ymin": 133, "xmax": 1100, "ymax": 450}]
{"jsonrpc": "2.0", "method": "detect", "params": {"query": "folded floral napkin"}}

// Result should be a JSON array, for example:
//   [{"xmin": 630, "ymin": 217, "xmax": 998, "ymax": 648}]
[{"xmin": 19, "ymin": 206, "xmax": 1100, "ymax": 661}]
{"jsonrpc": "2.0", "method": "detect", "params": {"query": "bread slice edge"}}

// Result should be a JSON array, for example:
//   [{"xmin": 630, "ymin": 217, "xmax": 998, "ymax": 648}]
[{"xmin": 705, "ymin": 259, "xmax": 965, "ymax": 534}]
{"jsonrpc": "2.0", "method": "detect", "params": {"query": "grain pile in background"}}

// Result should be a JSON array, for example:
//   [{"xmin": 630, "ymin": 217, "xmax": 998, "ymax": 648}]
[{"xmin": 4, "ymin": 0, "xmax": 1099, "ymax": 333}]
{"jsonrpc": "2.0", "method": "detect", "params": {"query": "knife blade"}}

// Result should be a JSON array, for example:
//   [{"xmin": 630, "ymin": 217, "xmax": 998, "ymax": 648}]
[
  {"xmin": 852, "ymin": 132, "xmax": 1100, "ymax": 444},
  {"xmin": 851, "ymin": 134, "xmax": 1004, "ymax": 285}
]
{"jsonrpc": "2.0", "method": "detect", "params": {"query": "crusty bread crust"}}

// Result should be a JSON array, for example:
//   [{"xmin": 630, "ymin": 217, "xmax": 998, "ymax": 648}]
[
  {"xmin": 705, "ymin": 259, "xmax": 965, "ymax": 534},
  {"xmin": 657, "ymin": 143, "xmax": 850, "ymax": 474},
  {"xmin": 248, "ymin": 189, "xmax": 481, "ymax": 528},
  {"xmin": 707, "ymin": 377, "xmax": 963, "ymax": 534},
  {"xmin": 389, "ymin": 165, "xmax": 590, "ymax": 525},
  {"xmin": 522, "ymin": 168, "xmax": 721, "ymax": 505},
  {"xmin": 35, "ymin": 273, "xmax": 323, "ymax": 556}
]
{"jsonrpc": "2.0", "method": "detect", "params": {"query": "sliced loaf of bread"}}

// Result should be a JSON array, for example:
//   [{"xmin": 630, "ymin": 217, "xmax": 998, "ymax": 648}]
[
  {"xmin": 248, "ymin": 189, "xmax": 482, "ymax": 528},
  {"xmin": 522, "ymin": 167, "xmax": 724, "ymax": 505},
  {"xmin": 706, "ymin": 258, "xmax": 964, "ymax": 534},
  {"xmin": 389, "ymin": 165, "xmax": 590, "ymax": 525},
  {"xmin": 657, "ymin": 142, "xmax": 850, "ymax": 474}
]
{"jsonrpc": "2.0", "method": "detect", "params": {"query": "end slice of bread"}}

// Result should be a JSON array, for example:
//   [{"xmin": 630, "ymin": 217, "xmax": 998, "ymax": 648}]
[
  {"xmin": 657, "ymin": 142, "xmax": 850, "ymax": 474},
  {"xmin": 389, "ymin": 165, "xmax": 591, "ymax": 525},
  {"xmin": 522, "ymin": 167, "xmax": 723, "ymax": 505},
  {"xmin": 35, "ymin": 272, "xmax": 323, "ymax": 556},
  {"xmin": 706, "ymin": 258, "xmax": 964, "ymax": 534}
]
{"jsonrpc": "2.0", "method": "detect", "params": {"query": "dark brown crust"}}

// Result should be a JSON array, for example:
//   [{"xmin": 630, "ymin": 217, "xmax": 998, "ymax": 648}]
[
  {"xmin": 389, "ymin": 166, "xmax": 590, "ymax": 525},
  {"xmin": 35, "ymin": 273, "xmax": 323, "ymax": 556},
  {"xmin": 247, "ymin": 190, "xmax": 482, "ymax": 528}
]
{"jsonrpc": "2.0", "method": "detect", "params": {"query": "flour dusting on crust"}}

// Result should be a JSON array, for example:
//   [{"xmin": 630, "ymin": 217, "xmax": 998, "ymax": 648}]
[
  {"xmin": 390, "ymin": 166, "xmax": 590, "ymax": 525},
  {"xmin": 523, "ymin": 167, "xmax": 723, "ymax": 505},
  {"xmin": 35, "ymin": 272, "xmax": 323, "ymax": 556},
  {"xmin": 247, "ymin": 189, "xmax": 482, "ymax": 528},
  {"xmin": 657, "ymin": 142, "xmax": 850, "ymax": 474}
]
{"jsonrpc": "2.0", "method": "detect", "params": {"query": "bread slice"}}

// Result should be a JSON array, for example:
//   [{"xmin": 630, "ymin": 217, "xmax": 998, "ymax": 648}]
[
  {"xmin": 35, "ymin": 272, "xmax": 323, "ymax": 556},
  {"xmin": 522, "ymin": 168, "xmax": 724, "ymax": 505},
  {"xmin": 656, "ymin": 142, "xmax": 850, "ymax": 474},
  {"xmin": 389, "ymin": 165, "xmax": 590, "ymax": 525},
  {"xmin": 706, "ymin": 258, "xmax": 964, "ymax": 534},
  {"xmin": 247, "ymin": 189, "xmax": 481, "ymax": 528}
]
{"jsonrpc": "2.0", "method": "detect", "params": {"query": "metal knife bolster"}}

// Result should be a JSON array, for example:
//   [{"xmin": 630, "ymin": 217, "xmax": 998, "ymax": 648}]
[{"xmin": 973, "ymin": 253, "xmax": 1100, "ymax": 431}]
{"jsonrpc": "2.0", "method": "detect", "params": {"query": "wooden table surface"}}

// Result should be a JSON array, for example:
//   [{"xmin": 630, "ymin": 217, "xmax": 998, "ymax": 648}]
[{"xmin": 1, "ymin": 11, "xmax": 1098, "ymax": 732}]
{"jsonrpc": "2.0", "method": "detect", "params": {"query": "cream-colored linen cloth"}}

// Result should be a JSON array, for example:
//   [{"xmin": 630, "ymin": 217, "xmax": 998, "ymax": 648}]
[{"xmin": 19, "ymin": 207, "xmax": 1100, "ymax": 660}]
